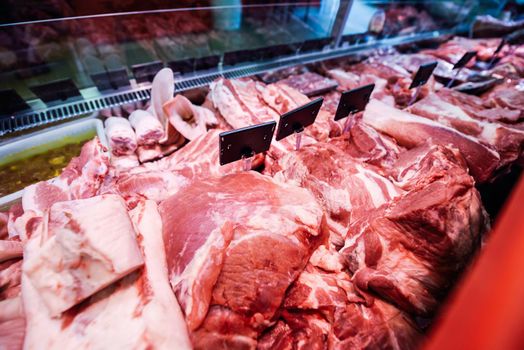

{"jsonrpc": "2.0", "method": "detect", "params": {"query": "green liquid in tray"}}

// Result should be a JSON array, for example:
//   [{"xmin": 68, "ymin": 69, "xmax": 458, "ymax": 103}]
[{"xmin": 0, "ymin": 140, "xmax": 87, "ymax": 197}]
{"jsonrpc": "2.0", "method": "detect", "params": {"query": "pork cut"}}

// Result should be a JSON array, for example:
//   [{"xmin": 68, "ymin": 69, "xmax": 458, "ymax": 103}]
[
  {"xmin": 128, "ymin": 109, "xmax": 165, "ymax": 145},
  {"xmin": 260, "ymin": 265, "xmax": 421, "ymax": 350},
  {"xmin": 362, "ymin": 99, "xmax": 500, "ymax": 183},
  {"xmin": 104, "ymin": 117, "xmax": 138, "ymax": 155},
  {"xmin": 342, "ymin": 144, "xmax": 488, "ymax": 316},
  {"xmin": 277, "ymin": 72, "xmax": 338, "ymax": 96},
  {"xmin": 273, "ymin": 129, "xmax": 403, "ymax": 244},
  {"xmin": 437, "ymin": 88, "xmax": 521, "ymax": 124},
  {"xmin": 22, "ymin": 197, "xmax": 191, "ymax": 349},
  {"xmin": 159, "ymin": 172, "xmax": 327, "ymax": 348},
  {"xmin": 408, "ymin": 92, "xmax": 524, "ymax": 167},
  {"xmin": 22, "ymin": 195, "xmax": 144, "ymax": 317}
]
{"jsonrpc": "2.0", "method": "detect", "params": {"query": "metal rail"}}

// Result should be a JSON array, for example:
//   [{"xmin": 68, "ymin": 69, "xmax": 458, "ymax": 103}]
[{"xmin": 0, "ymin": 29, "xmax": 454, "ymax": 136}]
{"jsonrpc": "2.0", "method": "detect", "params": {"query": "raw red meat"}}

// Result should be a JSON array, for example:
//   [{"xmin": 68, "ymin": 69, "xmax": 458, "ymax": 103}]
[
  {"xmin": 273, "ymin": 129, "xmax": 403, "ymax": 243},
  {"xmin": 362, "ymin": 99, "xmax": 500, "ymax": 183},
  {"xmin": 277, "ymin": 72, "xmax": 338, "ymax": 96},
  {"xmin": 482, "ymin": 80, "xmax": 524, "ymax": 118},
  {"xmin": 160, "ymin": 172, "xmax": 327, "ymax": 347},
  {"xmin": 342, "ymin": 144, "xmax": 487, "ymax": 316},
  {"xmin": 408, "ymin": 92, "xmax": 524, "ymax": 167},
  {"xmin": 437, "ymin": 88, "xmax": 521, "ymax": 124}
]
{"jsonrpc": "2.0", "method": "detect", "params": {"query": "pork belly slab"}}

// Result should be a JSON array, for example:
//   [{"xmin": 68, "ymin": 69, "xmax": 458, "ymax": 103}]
[
  {"xmin": 160, "ymin": 171, "xmax": 328, "ymax": 348},
  {"xmin": 22, "ymin": 196, "xmax": 191, "ymax": 349}
]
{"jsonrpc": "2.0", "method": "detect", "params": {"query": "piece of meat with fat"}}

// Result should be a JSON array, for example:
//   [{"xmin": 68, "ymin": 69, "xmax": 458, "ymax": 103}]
[
  {"xmin": 273, "ymin": 133, "xmax": 403, "ymax": 245},
  {"xmin": 205, "ymin": 77, "xmax": 311, "ymax": 159},
  {"xmin": 0, "ymin": 240, "xmax": 23, "ymax": 263},
  {"xmin": 342, "ymin": 144, "xmax": 488, "ymax": 316},
  {"xmin": 408, "ymin": 92, "xmax": 524, "ymax": 167},
  {"xmin": 0, "ymin": 296, "xmax": 25, "ymax": 350},
  {"xmin": 437, "ymin": 88, "xmax": 521, "ymax": 124},
  {"xmin": 23, "ymin": 195, "xmax": 144, "ymax": 317},
  {"xmin": 104, "ymin": 117, "xmax": 138, "ymax": 155},
  {"xmin": 260, "ymin": 262, "xmax": 421, "ymax": 350},
  {"xmin": 277, "ymin": 72, "xmax": 338, "ymax": 96},
  {"xmin": 163, "ymin": 94, "xmax": 217, "ymax": 141},
  {"xmin": 0, "ymin": 259, "xmax": 22, "ymax": 300},
  {"xmin": 21, "ymin": 137, "xmax": 110, "ymax": 216},
  {"xmin": 128, "ymin": 109, "xmax": 165, "ymax": 145},
  {"xmin": 22, "ymin": 199, "xmax": 192, "ymax": 349},
  {"xmin": 103, "ymin": 130, "xmax": 262, "ymax": 205},
  {"xmin": 160, "ymin": 171, "xmax": 327, "ymax": 347},
  {"xmin": 206, "ymin": 78, "xmax": 279, "ymax": 129},
  {"xmin": 327, "ymin": 68, "xmax": 396, "ymax": 106},
  {"xmin": 482, "ymin": 80, "xmax": 524, "ymax": 119},
  {"xmin": 258, "ymin": 82, "xmax": 339, "ymax": 140},
  {"xmin": 362, "ymin": 99, "xmax": 500, "ymax": 183}
]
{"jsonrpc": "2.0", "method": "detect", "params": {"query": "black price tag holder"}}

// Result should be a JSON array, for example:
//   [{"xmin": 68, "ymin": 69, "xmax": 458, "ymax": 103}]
[
  {"xmin": 447, "ymin": 51, "xmax": 477, "ymax": 88},
  {"xmin": 489, "ymin": 39, "xmax": 506, "ymax": 69},
  {"xmin": 408, "ymin": 61, "xmax": 437, "ymax": 106},
  {"xmin": 219, "ymin": 121, "xmax": 276, "ymax": 171},
  {"xmin": 132, "ymin": 61, "xmax": 164, "ymax": 84},
  {"xmin": 334, "ymin": 84, "xmax": 375, "ymax": 133},
  {"xmin": 29, "ymin": 79, "xmax": 82, "ymax": 104},
  {"xmin": 91, "ymin": 68, "xmax": 130, "ymax": 91},
  {"xmin": 275, "ymin": 98, "xmax": 323, "ymax": 151},
  {"xmin": 0, "ymin": 89, "xmax": 31, "ymax": 117}
]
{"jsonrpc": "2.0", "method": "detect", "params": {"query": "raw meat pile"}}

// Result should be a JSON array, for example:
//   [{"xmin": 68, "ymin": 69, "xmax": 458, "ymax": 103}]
[{"xmin": 1, "ymin": 36, "xmax": 523, "ymax": 349}]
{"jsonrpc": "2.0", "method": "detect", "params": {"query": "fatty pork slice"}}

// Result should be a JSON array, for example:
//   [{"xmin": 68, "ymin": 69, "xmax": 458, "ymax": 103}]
[
  {"xmin": 341, "ymin": 144, "xmax": 488, "ymax": 316},
  {"xmin": 23, "ymin": 194, "xmax": 143, "ymax": 317},
  {"xmin": 362, "ymin": 99, "xmax": 500, "ymax": 183},
  {"xmin": 104, "ymin": 117, "xmax": 138, "ymax": 155},
  {"xmin": 408, "ymin": 92, "xmax": 524, "ymax": 167},
  {"xmin": 22, "ymin": 198, "xmax": 191, "ymax": 349},
  {"xmin": 128, "ymin": 109, "xmax": 165, "ymax": 145},
  {"xmin": 163, "ymin": 94, "xmax": 217, "ymax": 141},
  {"xmin": 160, "ymin": 171, "xmax": 328, "ymax": 348}
]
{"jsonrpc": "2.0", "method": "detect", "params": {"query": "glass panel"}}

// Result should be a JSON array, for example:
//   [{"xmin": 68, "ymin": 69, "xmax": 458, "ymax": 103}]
[{"xmin": 0, "ymin": 1, "xmax": 340, "ymax": 102}]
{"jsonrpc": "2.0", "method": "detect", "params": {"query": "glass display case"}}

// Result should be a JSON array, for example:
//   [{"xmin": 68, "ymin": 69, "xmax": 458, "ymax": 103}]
[{"xmin": 0, "ymin": 0, "xmax": 508, "ymax": 136}]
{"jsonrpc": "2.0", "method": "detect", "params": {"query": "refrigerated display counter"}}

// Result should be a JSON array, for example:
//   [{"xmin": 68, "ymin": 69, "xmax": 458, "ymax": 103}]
[{"xmin": 0, "ymin": 1, "xmax": 523, "ymax": 349}]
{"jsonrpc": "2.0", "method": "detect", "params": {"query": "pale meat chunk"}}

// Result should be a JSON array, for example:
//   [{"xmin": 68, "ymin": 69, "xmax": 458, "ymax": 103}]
[
  {"xmin": 23, "ymin": 195, "xmax": 144, "ymax": 317},
  {"xmin": 105, "ymin": 117, "xmax": 138, "ymax": 155},
  {"xmin": 22, "ymin": 199, "xmax": 191, "ymax": 349},
  {"xmin": 128, "ymin": 110, "xmax": 165, "ymax": 145}
]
